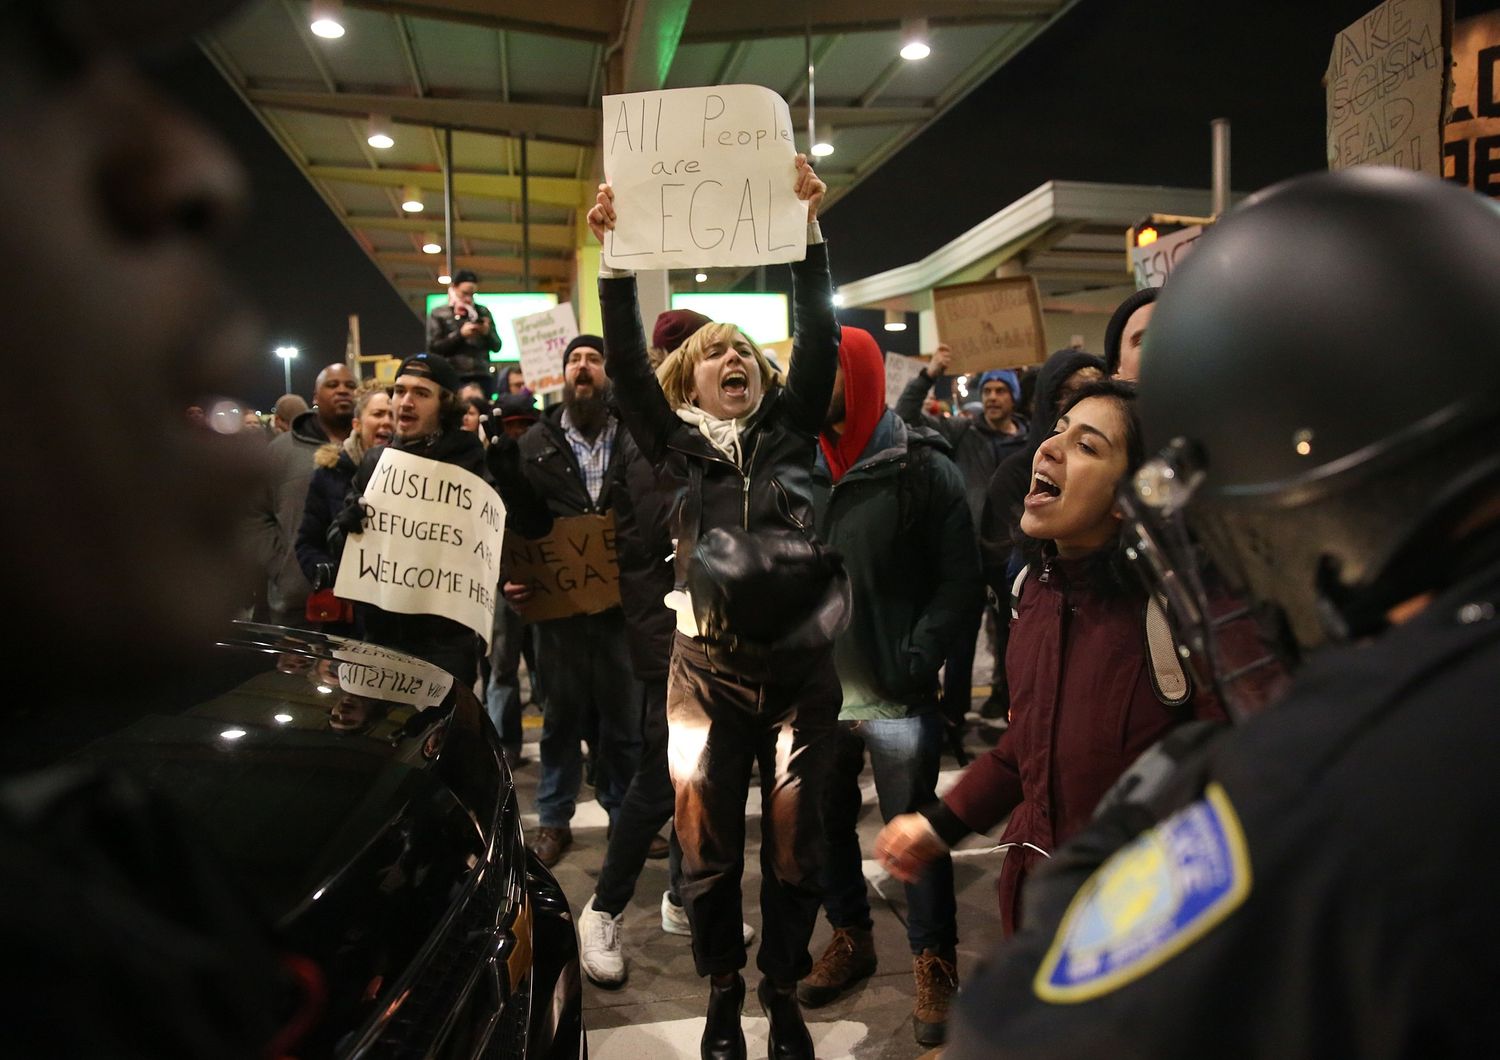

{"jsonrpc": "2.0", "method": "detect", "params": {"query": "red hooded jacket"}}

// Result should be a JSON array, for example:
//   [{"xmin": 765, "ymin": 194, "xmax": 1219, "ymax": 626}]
[{"xmin": 818, "ymin": 326, "xmax": 885, "ymax": 483}]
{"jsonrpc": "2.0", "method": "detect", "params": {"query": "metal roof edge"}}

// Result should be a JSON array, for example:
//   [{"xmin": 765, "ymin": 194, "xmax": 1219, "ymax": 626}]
[{"xmin": 838, "ymin": 179, "xmax": 1220, "ymax": 307}]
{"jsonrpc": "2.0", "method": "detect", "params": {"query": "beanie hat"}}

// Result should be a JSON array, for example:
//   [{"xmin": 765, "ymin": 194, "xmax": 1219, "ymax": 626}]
[
  {"xmin": 652, "ymin": 309, "xmax": 713, "ymax": 355},
  {"xmin": 817, "ymin": 326, "xmax": 886, "ymax": 483},
  {"xmin": 562, "ymin": 334, "xmax": 605, "ymax": 373},
  {"xmin": 977, "ymin": 368, "xmax": 1021, "ymax": 400},
  {"xmin": 495, "ymin": 393, "xmax": 540, "ymax": 423},
  {"xmin": 1104, "ymin": 287, "xmax": 1159, "ymax": 375},
  {"xmin": 397, "ymin": 352, "xmax": 461, "ymax": 394}
]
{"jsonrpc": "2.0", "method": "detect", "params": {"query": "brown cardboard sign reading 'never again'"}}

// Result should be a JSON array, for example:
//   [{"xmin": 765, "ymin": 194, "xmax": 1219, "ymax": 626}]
[
  {"xmin": 932, "ymin": 276, "xmax": 1047, "ymax": 376},
  {"xmin": 501, "ymin": 513, "xmax": 621, "ymax": 623}
]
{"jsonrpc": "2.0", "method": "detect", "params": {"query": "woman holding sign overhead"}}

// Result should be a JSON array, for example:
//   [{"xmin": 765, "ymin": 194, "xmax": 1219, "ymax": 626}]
[{"xmin": 587, "ymin": 155, "xmax": 839, "ymax": 1060}]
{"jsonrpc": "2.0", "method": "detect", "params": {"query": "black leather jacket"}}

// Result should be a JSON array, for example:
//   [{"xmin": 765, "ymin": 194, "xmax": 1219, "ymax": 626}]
[{"xmin": 598, "ymin": 241, "xmax": 839, "ymax": 589}]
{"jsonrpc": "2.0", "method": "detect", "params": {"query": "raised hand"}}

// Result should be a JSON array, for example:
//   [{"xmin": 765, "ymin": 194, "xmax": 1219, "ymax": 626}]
[
  {"xmin": 794, "ymin": 153, "xmax": 826, "ymax": 220},
  {"xmin": 586, "ymin": 183, "xmax": 616, "ymax": 243}
]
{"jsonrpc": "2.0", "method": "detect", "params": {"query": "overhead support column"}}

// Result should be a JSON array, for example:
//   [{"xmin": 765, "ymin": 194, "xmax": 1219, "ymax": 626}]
[
  {"xmin": 575, "ymin": 0, "xmax": 693, "ymax": 336},
  {"xmin": 443, "ymin": 127, "xmax": 455, "ymax": 281}
]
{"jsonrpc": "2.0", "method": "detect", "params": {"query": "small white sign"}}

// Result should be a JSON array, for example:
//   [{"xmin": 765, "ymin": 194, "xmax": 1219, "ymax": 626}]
[
  {"xmin": 334, "ymin": 448, "xmax": 506, "ymax": 646},
  {"xmin": 513, "ymin": 303, "xmax": 578, "ymax": 396},
  {"xmin": 1131, "ymin": 225, "xmax": 1204, "ymax": 290},
  {"xmin": 332, "ymin": 641, "xmax": 455, "ymax": 709},
  {"xmin": 884, "ymin": 353, "xmax": 928, "ymax": 409},
  {"xmin": 602, "ymin": 84, "xmax": 808, "ymax": 270}
]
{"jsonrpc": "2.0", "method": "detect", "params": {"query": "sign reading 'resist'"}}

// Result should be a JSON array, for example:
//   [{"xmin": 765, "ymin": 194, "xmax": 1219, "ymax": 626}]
[{"xmin": 602, "ymin": 85, "xmax": 808, "ymax": 270}]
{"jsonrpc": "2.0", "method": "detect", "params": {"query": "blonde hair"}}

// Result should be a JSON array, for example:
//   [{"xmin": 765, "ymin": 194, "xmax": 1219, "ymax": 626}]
[{"xmin": 654, "ymin": 322, "xmax": 781, "ymax": 410}]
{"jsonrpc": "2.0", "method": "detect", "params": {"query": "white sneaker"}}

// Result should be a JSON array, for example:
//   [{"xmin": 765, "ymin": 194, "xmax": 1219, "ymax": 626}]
[
  {"xmin": 578, "ymin": 895, "xmax": 626, "ymax": 986},
  {"xmin": 661, "ymin": 891, "xmax": 756, "ymax": 945}
]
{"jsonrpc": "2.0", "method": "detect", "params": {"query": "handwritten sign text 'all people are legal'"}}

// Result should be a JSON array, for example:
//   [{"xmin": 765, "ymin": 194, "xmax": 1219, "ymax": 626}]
[
  {"xmin": 334, "ymin": 448, "xmax": 506, "ymax": 646},
  {"xmin": 513, "ymin": 303, "xmax": 577, "ymax": 396},
  {"xmin": 602, "ymin": 85, "xmax": 808, "ymax": 270}
]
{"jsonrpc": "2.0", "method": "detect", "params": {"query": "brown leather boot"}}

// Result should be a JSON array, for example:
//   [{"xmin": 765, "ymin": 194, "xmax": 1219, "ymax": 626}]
[
  {"xmin": 912, "ymin": 948, "xmax": 958, "ymax": 1045},
  {"xmin": 530, "ymin": 825, "xmax": 572, "ymax": 868},
  {"xmin": 795, "ymin": 926, "xmax": 877, "ymax": 1008}
]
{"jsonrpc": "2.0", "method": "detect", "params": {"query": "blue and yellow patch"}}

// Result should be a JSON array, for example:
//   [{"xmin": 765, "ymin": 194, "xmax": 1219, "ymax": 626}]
[{"xmin": 1033, "ymin": 783, "xmax": 1251, "ymax": 1003}]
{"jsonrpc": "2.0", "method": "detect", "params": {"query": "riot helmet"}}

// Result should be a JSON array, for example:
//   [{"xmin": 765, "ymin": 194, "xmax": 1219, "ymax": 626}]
[{"xmin": 1124, "ymin": 168, "xmax": 1500, "ymax": 703}]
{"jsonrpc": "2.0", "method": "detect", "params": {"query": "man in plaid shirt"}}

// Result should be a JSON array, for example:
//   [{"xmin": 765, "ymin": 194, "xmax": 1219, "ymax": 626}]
[{"xmin": 506, "ymin": 336, "xmax": 642, "ymax": 867}]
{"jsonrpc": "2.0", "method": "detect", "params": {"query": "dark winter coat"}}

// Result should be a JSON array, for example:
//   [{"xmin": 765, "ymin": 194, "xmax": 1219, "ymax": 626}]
[
  {"xmin": 295, "ymin": 443, "xmax": 357, "ymax": 585},
  {"xmin": 426, "ymin": 302, "xmax": 501, "ymax": 375},
  {"xmin": 515, "ymin": 405, "xmax": 626, "ymax": 520},
  {"xmin": 248, "ymin": 410, "xmax": 333, "ymax": 618},
  {"xmin": 609, "ymin": 429, "xmax": 680, "ymax": 682},
  {"xmin": 810, "ymin": 410, "xmax": 983, "ymax": 719},
  {"xmin": 894, "ymin": 371, "xmax": 1029, "ymax": 529},
  {"xmin": 923, "ymin": 554, "xmax": 1225, "ymax": 936},
  {"xmin": 599, "ymin": 242, "xmax": 839, "ymax": 598},
  {"xmin": 946, "ymin": 552, "xmax": 1500, "ymax": 1059}
]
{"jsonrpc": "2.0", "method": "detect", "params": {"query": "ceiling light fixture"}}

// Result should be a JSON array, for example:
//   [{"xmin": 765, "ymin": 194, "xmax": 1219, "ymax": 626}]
[
  {"xmin": 900, "ymin": 18, "xmax": 931, "ymax": 61},
  {"xmin": 884, "ymin": 308, "xmax": 908, "ymax": 332},
  {"xmin": 400, "ymin": 185, "xmax": 424, "ymax": 212},
  {"xmin": 438, "ymin": 274, "xmax": 452, "ymax": 285},
  {"xmin": 695, "ymin": 272, "xmax": 708, "ymax": 283},
  {"xmin": 310, "ymin": 0, "xmax": 345, "ymax": 39},
  {"xmin": 422, "ymin": 235, "xmax": 442, "ymax": 254},
  {"xmin": 366, "ymin": 114, "xmax": 394, "ymax": 150},
  {"xmin": 811, "ymin": 124, "xmax": 835, "ymax": 158}
]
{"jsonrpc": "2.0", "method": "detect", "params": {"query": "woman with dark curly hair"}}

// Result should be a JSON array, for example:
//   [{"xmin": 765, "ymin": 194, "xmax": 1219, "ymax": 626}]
[{"xmin": 876, "ymin": 380, "xmax": 1225, "ymax": 937}]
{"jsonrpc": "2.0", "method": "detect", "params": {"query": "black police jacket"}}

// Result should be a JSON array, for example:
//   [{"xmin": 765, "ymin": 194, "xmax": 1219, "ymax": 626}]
[
  {"xmin": 598, "ymin": 242, "xmax": 839, "ymax": 596},
  {"xmin": 945, "ymin": 556, "xmax": 1500, "ymax": 1058}
]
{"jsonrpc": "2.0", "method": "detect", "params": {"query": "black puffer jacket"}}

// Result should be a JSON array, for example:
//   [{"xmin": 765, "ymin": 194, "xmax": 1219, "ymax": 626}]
[{"xmin": 599, "ymin": 242, "xmax": 839, "ymax": 593}]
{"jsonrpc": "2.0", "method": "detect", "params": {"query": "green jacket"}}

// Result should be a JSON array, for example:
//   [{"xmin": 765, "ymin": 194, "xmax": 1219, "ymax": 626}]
[{"xmin": 810, "ymin": 410, "xmax": 983, "ymax": 720}]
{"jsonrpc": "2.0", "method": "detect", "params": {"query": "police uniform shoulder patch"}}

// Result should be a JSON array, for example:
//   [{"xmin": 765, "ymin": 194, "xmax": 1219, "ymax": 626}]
[{"xmin": 1034, "ymin": 783, "xmax": 1251, "ymax": 1003}]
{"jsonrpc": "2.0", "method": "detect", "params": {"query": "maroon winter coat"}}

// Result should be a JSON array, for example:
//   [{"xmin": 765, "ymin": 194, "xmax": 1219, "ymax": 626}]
[{"xmin": 940, "ymin": 554, "xmax": 1225, "ymax": 937}]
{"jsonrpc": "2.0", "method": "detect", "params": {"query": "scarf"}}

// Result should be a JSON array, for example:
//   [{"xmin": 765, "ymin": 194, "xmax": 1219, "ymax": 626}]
[
  {"xmin": 818, "ymin": 325, "xmax": 885, "ymax": 482},
  {"xmin": 675, "ymin": 403, "xmax": 758, "ymax": 467}
]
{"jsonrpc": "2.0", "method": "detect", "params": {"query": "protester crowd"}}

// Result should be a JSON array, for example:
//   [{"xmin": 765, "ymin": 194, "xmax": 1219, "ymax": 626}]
[{"xmin": 225, "ymin": 149, "xmax": 1262, "ymax": 1058}]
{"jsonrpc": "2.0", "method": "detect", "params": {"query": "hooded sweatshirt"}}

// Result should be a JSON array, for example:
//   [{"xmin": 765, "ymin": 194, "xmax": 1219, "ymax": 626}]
[{"xmin": 817, "ymin": 326, "xmax": 885, "ymax": 483}]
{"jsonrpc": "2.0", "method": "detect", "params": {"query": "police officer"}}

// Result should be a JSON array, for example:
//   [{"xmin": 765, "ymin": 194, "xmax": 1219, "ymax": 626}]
[{"xmin": 940, "ymin": 168, "xmax": 1500, "ymax": 1057}]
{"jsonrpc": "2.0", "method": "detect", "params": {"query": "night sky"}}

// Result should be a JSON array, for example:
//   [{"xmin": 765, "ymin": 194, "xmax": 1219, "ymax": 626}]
[{"xmin": 150, "ymin": 0, "xmax": 1496, "ymax": 407}]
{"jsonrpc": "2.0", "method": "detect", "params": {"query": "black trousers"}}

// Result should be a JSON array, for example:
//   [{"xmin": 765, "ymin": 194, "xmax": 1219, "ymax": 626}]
[
  {"xmin": 593, "ymin": 678, "xmax": 680, "ymax": 915},
  {"xmin": 666, "ymin": 634, "xmax": 840, "ymax": 983}
]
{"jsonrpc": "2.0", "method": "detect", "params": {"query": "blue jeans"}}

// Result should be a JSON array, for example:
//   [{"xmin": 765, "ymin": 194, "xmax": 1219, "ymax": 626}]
[
  {"xmin": 533, "ymin": 608, "xmax": 643, "ymax": 828},
  {"xmin": 820, "ymin": 713, "xmax": 958, "ymax": 954}
]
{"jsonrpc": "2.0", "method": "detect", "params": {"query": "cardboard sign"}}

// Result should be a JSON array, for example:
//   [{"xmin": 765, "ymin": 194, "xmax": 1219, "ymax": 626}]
[
  {"xmin": 332, "ymin": 641, "xmax": 454, "ymax": 709},
  {"xmin": 1326, "ymin": 0, "xmax": 1445, "ymax": 175},
  {"xmin": 884, "ymin": 352, "xmax": 929, "ymax": 408},
  {"xmin": 932, "ymin": 276, "xmax": 1047, "ymax": 375},
  {"xmin": 333, "ymin": 448, "xmax": 506, "ymax": 646},
  {"xmin": 513, "ymin": 303, "xmax": 577, "ymax": 396},
  {"xmin": 1131, "ymin": 225, "xmax": 1205, "ymax": 290},
  {"xmin": 501, "ymin": 513, "xmax": 621, "ymax": 623},
  {"xmin": 602, "ymin": 85, "xmax": 808, "ymax": 270},
  {"xmin": 1443, "ymin": 11, "xmax": 1500, "ymax": 196}
]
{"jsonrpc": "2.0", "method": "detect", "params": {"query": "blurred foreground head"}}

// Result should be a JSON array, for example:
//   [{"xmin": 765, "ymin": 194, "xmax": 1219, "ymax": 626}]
[
  {"xmin": 0, "ymin": 0, "xmax": 265, "ymax": 678},
  {"xmin": 1129, "ymin": 168, "xmax": 1500, "ymax": 668}
]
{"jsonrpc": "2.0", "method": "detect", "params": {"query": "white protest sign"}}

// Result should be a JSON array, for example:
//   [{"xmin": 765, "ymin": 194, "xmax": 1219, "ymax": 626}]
[
  {"xmin": 884, "ymin": 353, "xmax": 928, "ymax": 408},
  {"xmin": 513, "ymin": 303, "xmax": 577, "ymax": 396},
  {"xmin": 332, "ymin": 641, "xmax": 454, "ymax": 710},
  {"xmin": 1131, "ymin": 225, "xmax": 1205, "ymax": 290},
  {"xmin": 602, "ymin": 85, "xmax": 808, "ymax": 270},
  {"xmin": 1326, "ymin": 0, "xmax": 1445, "ymax": 175},
  {"xmin": 334, "ymin": 448, "xmax": 506, "ymax": 646}
]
